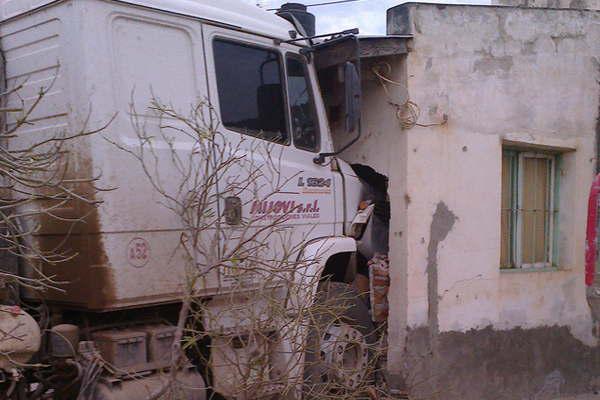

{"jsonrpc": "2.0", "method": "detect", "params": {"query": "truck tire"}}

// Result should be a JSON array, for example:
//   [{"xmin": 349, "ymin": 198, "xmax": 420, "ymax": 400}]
[{"xmin": 303, "ymin": 281, "xmax": 376, "ymax": 398}]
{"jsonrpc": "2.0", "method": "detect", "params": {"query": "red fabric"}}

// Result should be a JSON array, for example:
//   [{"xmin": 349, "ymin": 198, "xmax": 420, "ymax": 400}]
[{"xmin": 585, "ymin": 173, "xmax": 600, "ymax": 286}]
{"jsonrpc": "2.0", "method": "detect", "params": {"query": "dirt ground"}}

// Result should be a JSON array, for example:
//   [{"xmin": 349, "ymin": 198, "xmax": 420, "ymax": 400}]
[{"xmin": 555, "ymin": 394, "xmax": 599, "ymax": 399}]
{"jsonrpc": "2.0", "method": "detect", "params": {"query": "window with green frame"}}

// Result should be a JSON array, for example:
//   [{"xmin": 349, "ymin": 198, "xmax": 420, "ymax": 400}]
[{"xmin": 501, "ymin": 149, "xmax": 559, "ymax": 269}]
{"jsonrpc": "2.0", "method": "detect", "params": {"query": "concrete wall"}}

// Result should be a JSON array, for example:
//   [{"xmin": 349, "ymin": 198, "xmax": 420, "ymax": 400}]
[{"xmin": 343, "ymin": 3, "xmax": 600, "ymax": 398}]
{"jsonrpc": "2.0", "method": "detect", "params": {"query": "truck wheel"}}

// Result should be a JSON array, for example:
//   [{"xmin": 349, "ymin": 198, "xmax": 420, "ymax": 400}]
[{"xmin": 303, "ymin": 281, "xmax": 376, "ymax": 397}]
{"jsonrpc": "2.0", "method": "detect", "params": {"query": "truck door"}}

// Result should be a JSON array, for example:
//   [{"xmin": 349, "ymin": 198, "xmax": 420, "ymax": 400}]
[{"xmin": 201, "ymin": 25, "xmax": 338, "ymax": 284}]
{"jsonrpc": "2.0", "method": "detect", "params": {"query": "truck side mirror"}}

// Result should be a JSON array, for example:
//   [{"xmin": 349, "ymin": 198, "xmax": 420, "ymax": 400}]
[
  {"xmin": 344, "ymin": 61, "xmax": 361, "ymax": 135},
  {"xmin": 313, "ymin": 61, "xmax": 362, "ymax": 165}
]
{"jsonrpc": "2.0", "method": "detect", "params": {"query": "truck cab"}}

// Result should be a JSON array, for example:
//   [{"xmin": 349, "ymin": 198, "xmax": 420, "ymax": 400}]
[{"xmin": 0, "ymin": 1, "xmax": 382, "ymax": 398}]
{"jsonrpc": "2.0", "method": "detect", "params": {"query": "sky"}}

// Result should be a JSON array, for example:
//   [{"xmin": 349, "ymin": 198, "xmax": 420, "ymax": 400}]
[{"xmin": 243, "ymin": 0, "xmax": 491, "ymax": 35}]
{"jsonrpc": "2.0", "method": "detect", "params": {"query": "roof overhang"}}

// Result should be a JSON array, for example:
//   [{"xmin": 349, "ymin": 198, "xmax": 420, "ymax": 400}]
[{"xmin": 313, "ymin": 34, "xmax": 411, "ymax": 71}]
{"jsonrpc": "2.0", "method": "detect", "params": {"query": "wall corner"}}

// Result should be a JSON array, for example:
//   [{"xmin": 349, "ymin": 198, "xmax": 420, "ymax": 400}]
[{"xmin": 387, "ymin": 4, "xmax": 414, "ymax": 35}]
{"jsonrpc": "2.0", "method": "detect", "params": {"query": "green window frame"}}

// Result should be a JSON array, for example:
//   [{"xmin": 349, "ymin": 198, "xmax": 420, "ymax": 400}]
[{"xmin": 501, "ymin": 149, "xmax": 559, "ymax": 269}]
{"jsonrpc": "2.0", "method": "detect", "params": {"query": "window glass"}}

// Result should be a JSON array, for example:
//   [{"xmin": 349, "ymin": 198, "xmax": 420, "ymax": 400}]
[
  {"xmin": 521, "ymin": 156, "xmax": 551, "ymax": 264},
  {"xmin": 213, "ymin": 39, "xmax": 287, "ymax": 143},
  {"xmin": 286, "ymin": 56, "xmax": 319, "ymax": 152},
  {"xmin": 500, "ymin": 152, "xmax": 516, "ymax": 268}
]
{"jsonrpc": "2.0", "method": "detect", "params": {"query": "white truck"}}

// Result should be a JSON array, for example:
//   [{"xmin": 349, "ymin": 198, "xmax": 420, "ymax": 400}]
[{"xmin": 0, "ymin": 0, "xmax": 391, "ymax": 398}]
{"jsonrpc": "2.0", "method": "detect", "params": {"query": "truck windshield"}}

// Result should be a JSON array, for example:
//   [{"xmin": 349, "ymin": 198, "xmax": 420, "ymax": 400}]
[
  {"xmin": 286, "ymin": 55, "xmax": 320, "ymax": 152},
  {"xmin": 213, "ymin": 39, "xmax": 288, "ymax": 143}
]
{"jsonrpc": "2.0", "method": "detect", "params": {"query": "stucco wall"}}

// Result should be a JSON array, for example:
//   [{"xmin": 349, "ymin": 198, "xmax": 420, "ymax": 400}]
[
  {"xmin": 389, "ymin": 0, "xmax": 599, "ymax": 331},
  {"xmin": 340, "ymin": 2, "xmax": 600, "ymax": 397}
]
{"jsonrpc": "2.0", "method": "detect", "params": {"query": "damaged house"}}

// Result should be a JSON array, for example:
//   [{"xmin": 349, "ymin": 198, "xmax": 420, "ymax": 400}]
[{"xmin": 328, "ymin": 0, "xmax": 600, "ymax": 398}]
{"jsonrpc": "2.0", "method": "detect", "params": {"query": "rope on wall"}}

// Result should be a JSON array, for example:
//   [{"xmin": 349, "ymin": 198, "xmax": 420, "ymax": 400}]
[{"xmin": 371, "ymin": 62, "xmax": 447, "ymax": 130}]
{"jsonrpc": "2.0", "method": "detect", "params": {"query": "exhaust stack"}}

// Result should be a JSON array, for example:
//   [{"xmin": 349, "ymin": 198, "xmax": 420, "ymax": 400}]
[{"xmin": 276, "ymin": 3, "xmax": 316, "ymax": 37}]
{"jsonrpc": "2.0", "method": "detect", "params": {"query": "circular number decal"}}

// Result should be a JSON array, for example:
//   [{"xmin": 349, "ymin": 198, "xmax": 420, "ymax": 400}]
[{"xmin": 127, "ymin": 237, "xmax": 150, "ymax": 268}]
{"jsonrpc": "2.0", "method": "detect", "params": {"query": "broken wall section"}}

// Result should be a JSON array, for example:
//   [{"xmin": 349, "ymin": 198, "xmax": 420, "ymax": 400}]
[{"xmin": 337, "ymin": 52, "xmax": 411, "ymax": 386}]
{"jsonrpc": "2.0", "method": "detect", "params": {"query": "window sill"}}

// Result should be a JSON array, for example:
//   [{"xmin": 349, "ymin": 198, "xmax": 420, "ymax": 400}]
[{"xmin": 500, "ymin": 266, "xmax": 564, "ymax": 274}]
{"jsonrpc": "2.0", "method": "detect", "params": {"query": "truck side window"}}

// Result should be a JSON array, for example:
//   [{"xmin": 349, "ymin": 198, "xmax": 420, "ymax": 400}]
[
  {"xmin": 213, "ymin": 39, "xmax": 288, "ymax": 143},
  {"xmin": 286, "ymin": 56, "xmax": 320, "ymax": 152}
]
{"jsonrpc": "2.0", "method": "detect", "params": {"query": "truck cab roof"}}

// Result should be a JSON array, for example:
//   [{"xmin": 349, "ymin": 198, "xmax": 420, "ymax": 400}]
[{"xmin": 0, "ymin": 0, "xmax": 296, "ymax": 39}]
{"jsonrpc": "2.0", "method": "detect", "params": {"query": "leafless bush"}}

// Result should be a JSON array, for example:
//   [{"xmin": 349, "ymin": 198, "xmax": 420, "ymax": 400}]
[
  {"xmin": 0, "ymin": 69, "xmax": 113, "ymax": 299},
  {"xmin": 107, "ymin": 97, "xmax": 388, "ymax": 399},
  {"xmin": 0, "ymin": 67, "xmax": 114, "ymax": 396}
]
